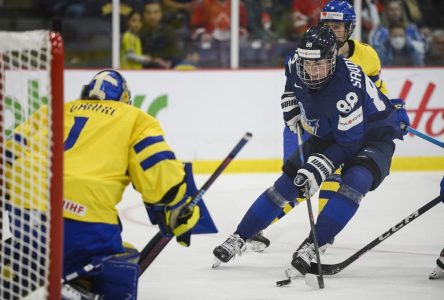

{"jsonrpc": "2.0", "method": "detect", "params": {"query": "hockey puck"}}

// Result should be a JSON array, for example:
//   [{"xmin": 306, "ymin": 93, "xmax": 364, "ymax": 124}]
[{"xmin": 276, "ymin": 279, "xmax": 291, "ymax": 287}]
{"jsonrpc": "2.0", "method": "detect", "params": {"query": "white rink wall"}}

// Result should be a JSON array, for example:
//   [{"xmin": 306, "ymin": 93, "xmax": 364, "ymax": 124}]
[{"xmin": 64, "ymin": 68, "xmax": 444, "ymax": 162}]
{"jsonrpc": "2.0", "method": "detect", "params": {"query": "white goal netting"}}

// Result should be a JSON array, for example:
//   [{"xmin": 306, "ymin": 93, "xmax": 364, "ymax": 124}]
[{"xmin": 0, "ymin": 30, "xmax": 63, "ymax": 300}]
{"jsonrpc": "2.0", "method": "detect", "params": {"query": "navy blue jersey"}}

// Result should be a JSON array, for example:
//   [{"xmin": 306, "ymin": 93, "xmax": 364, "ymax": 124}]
[{"xmin": 283, "ymin": 54, "xmax": 398, "ymax": 168}]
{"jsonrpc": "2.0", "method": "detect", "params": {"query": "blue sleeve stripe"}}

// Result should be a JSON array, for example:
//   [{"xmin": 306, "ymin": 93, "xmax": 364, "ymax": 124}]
[
  {"xmin": 140, "ymin": 151, "xmax": 176, "ymax": 170},
  {"xmin": 13, "ymin": 133, "xmax": 27, "ymax": 146},
  {"xmin": 134, "ymin": 135, "xmax": 164, "ymax": 154},
  {"xmin": 369, "ymin": 74, "xmax": 380, "ymax": 82}
]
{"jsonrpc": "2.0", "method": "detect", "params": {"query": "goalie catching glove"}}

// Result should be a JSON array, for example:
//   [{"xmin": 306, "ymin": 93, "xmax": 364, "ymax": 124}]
[
  {"xmin": 281, "ymin": 91, "xmax": 301, "ymax": 134},
  {"xmin": 294, "ymin": 153, "xmax": 335, "ymax": 197}
]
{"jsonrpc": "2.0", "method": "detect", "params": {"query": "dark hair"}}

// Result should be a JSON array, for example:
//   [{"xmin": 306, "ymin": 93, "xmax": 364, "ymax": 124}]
[
  {"xmin": 388, "ymin": 22, "xmax": 405, "ymax": 32},
  {"xmin": 126, "ymin": 10, "xmax": 142, "ymax": 22}
]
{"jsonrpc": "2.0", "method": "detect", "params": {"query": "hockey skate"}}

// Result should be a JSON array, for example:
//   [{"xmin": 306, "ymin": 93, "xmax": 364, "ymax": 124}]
[
  {"xmin": 290, "ymin": 238, "xmax": 316, "ymax": 276},
  {"xmin": 429, "ymin": 255, "xmax": 444, "ymax": 279},
  {"xmin": 212, "ymin": 234, "xmax": 246, "ymax": 268},
  {"xmin": 246, "ymin": 230, "xmax": 271, "ymax": 252}
]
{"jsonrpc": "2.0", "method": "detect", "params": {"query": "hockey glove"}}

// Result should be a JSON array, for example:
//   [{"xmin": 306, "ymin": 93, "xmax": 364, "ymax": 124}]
[
  {"xmin": 165, "ymin": 196, "xmax": 200, "ymax": 246},
  {"xmin": 294, "ymin": 154, "xmax": 335, "ymax": 197},
  {"xmin": 281, "ymin": 91, "xmax": 301, "ymax": 134},
  {"xmin": 148, "ymin": 197, "xmax": 200, "ymax": 247},
  {"xmin": 390, "ymin": 98, "xmax": 410, "ymax": 136}
]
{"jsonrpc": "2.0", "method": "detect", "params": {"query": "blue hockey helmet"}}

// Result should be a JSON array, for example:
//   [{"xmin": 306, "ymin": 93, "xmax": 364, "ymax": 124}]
[
  {"xmin": 320, "ymin": 0, "xmax": 356, "ymax": 42},
  {"xmin": 296, "ymin": 25, "xmax": 338, "ymax": 90},
  {"xmin": 81, "ymin": 70, "xmax": 131, "ymax": 104}
]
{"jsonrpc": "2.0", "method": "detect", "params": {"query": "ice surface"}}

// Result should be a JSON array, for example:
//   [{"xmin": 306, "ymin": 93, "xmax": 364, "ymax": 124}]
[{"xmin": 118, "ymin": 172, "xmax": 444, "ymax": 300}]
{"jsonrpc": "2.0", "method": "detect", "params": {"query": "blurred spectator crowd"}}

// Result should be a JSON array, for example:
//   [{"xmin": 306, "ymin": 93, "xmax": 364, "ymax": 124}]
[{"xmin": 1, "ymin": 0, "xmax": 443, "ymax": 68}]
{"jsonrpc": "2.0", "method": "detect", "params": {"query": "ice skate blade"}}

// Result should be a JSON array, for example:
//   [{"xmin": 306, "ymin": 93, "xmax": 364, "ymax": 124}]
[
  {"xmin": 429, "ymin": 266, "xmax": 443, "ymax": 280},
  {"xmin": 305, "ymin": 273, "xmax": 325, "ymax": 289},
  {"xmin": 212, "ymin": 257, "xmax": 222, "ymax": 269}
]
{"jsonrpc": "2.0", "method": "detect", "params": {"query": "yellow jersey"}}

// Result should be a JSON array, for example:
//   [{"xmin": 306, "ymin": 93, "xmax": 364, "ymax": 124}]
[
  {"xmin": 347, "ymin": 39, "xmax": 389, "ymax": 96},
  {"xmin": 7, "ymin": 100, "xmax": 187, "ymax": 225},
  {"xmin": 121, "ymin": 31, "xmax": 143, "ymax": 69}
]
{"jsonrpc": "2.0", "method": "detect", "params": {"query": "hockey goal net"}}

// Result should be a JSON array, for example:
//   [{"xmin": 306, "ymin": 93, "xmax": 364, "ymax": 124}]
[{"xmin": 0, "ymin": 30, "xmax": 63, "ymax": 299}]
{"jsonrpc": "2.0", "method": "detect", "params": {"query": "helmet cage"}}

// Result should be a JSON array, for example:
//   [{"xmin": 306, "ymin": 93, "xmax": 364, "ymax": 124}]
[
  {"xmin": 296, "ymin": 25, "xmax": 338, "ymax": 90},
  {"xmin": 296, "ymin": 53, "xmax": 337, "ymax": 90}
]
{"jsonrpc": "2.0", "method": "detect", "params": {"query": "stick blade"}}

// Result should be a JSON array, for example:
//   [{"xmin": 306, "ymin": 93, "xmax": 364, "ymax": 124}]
[{"xmin": 305, "ymin": 273, "xmax": 325, "ymax": 289}]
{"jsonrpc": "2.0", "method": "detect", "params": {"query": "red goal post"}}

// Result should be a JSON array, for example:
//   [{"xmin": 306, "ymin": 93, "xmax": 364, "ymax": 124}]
[{"xmin": 0, "ymin": 30, "xmax": 63, "ymax": 300}]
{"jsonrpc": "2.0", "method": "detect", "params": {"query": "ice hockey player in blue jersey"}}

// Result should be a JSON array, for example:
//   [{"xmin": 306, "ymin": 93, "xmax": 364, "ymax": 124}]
[
  {"xmin": 246, "ymin": 0, "xmax": 412, "ymax": 254},
  {"xmin": 212, "ymin": 25, "xmax": 404, "ymax": 274}
]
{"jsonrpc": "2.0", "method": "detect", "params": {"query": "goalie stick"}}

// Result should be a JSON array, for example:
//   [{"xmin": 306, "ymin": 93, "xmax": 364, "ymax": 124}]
[
  {"xmin": 138, "ymin": 132, "xmax": 253, "ymax": 275},
  {"xmin": 308, "ymin": 195, "xmax": 442, "ymax": 275}
]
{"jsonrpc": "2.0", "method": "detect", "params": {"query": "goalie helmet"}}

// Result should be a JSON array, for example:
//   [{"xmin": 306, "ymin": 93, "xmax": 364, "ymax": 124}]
[
  {"xmin": 81, "ymin": 70, "xmax": 131, "ymax": 104},
  {"xmin": 296, "ymin": 25, "xmax": 338, "ymax": 90},
  {"xmin": 320, "ymin": 0, "xmax": 356, "ymax": 45}
]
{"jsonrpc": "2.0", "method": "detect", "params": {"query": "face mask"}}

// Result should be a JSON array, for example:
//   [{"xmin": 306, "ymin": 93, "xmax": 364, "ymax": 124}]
[{"xmin": 390, "ymin": 36, "xmax": 406, "ymax": 50}]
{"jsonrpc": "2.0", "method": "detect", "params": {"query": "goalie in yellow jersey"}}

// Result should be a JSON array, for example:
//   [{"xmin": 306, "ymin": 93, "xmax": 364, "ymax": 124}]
[
  {"xmin": 5, "ymin": 70, "xmax": 201, "ymax": 299},
  {"xmin": 247, "ymin": 0, "xmax": 407, "ymax": 253}
]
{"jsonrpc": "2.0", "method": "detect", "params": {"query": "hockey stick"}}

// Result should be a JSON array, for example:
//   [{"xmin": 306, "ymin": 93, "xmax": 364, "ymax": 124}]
[
  {"xmin": 308, "ymin": 195, "xmax": 442, "ymax": 275},
  {"xmin": 404, "ymin": 125, "xmax": 444, "ymax": 148},
  {"xmin": 295, "ymin": 123, "xmax": 324, "ymax": 289},
  {"xmin": 138, "ymin": 132, "xmax": 253, "ymax": 275}
]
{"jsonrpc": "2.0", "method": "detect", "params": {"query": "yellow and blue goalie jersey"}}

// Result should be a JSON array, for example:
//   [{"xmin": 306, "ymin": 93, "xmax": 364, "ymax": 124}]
[
  {"xmin": 347, "ymin": 39, "xmax": 388, "ymax": 96},
  {"xmin": 7, "ymin": 100, "xmax": 187, "ymax": 225},
  {"xmin": 5, "ymin": 106, "xmax": 51, "ymax": 211},
  {"xmin": 63, "ymin": 100, "xmax": 187, "ymax": 224}
]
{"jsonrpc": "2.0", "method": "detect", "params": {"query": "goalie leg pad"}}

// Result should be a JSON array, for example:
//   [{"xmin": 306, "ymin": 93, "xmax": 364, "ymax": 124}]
[{"xmin": 90, "ymin": 246, "xmax": 140, "ymax": 300}]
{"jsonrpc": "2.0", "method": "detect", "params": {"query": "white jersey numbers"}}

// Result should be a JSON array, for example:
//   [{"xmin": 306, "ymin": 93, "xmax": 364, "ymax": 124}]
[
  {"xmin": 287, "ymin": 53, "xmax": 298, "ymax": 73},
  {"xmin": 336, "ymin": 92, "xmax": 358, "ymax": 114},
  {"xmin": 365, "ymin": 75, "xmax": 386, "ymax": 111}
]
